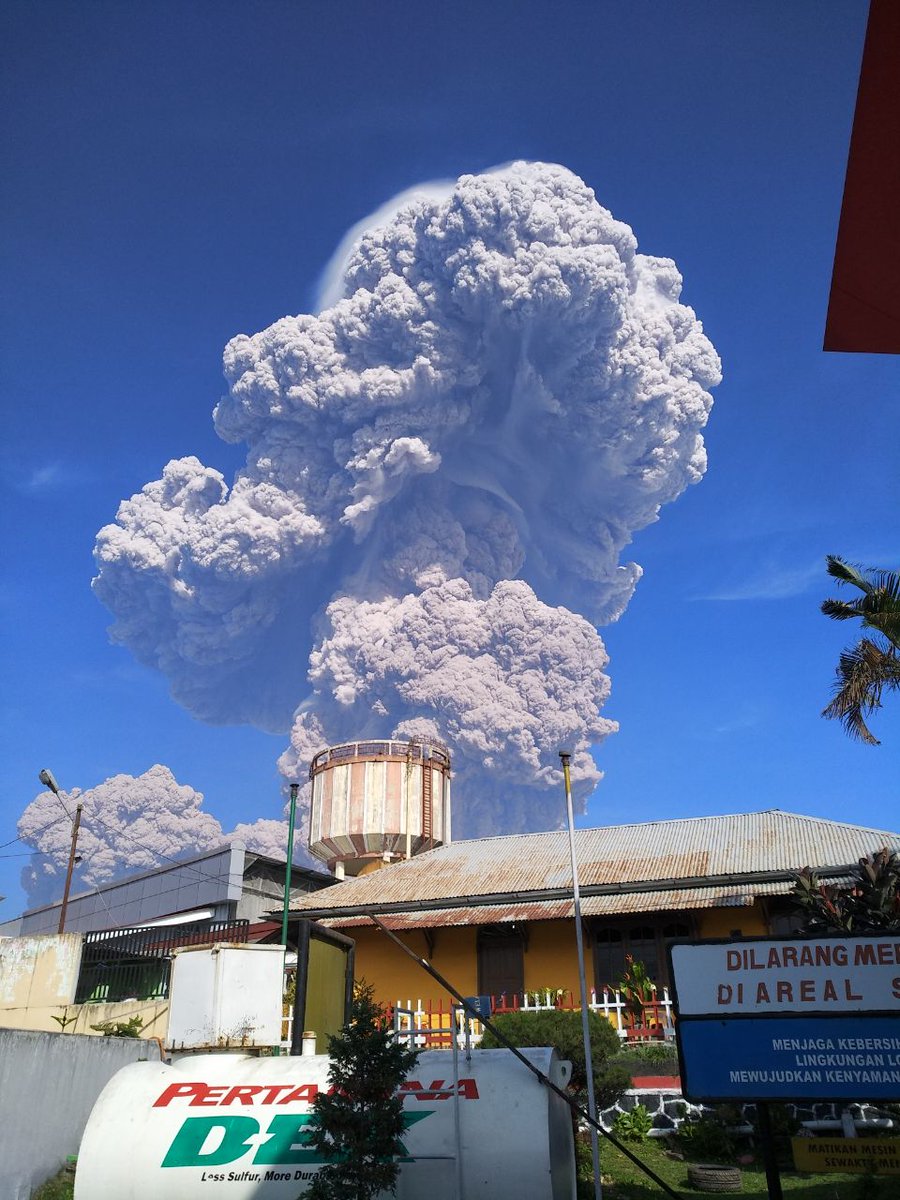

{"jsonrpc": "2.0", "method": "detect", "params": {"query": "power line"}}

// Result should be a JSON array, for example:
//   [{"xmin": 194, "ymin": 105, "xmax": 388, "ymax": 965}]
[
  {"xmin": 10, "ymin": 805, "xmax": 304, "ymax": 918},
  {"xmin": 0, "ymin": 850, "xmax": 58, "ymax": 860},
  {"xmin": 77, "ymin": 811, "xmax": 247, "ymax": 888},
  {"xmin": 0, "ymin": 814, "xmax": 69, "ymax": 851}
]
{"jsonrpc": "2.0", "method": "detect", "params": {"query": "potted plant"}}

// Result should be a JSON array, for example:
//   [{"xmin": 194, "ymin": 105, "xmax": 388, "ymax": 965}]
[{"xmin": 616, "ymin": 956, "xmax": 659, "ymax": 1037}]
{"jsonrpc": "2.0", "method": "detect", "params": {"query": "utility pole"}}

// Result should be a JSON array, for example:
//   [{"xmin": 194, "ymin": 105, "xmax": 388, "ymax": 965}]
[
  {"xmin": 39, "ymin": 769, "xmax": 83, "ymax": 935},
  {"xmin": 560, "ymin": 750, "xmax": 602, "ymax": 1200}
]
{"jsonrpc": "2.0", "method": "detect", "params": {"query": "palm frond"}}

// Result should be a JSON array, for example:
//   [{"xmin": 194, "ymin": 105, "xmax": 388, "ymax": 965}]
[
  {"xmin": 821, "ymin": 597, "xmax": 867, "ymax": 621},
  {"xmin": 822, "ymin": 638, "xmax": 900, "ymax": 745},
  {"xmin": 825, "ymin": 556, "xmax": 873, "ymax": 594}
]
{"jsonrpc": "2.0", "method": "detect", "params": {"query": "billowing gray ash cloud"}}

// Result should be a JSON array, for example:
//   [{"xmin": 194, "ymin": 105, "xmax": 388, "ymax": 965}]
[{"xmin": 93, "ymin": 162, "xmax": 721, "ymax": 847}]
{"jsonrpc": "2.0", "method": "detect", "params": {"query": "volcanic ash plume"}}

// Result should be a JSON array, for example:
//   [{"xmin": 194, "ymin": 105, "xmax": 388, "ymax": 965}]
[{"xmin": 93, "ymin": 162, "xmax": 721, "ymax": 838}]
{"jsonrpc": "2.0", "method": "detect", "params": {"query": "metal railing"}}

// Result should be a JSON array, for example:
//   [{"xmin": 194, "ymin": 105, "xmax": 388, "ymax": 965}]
[
  {"xmin": 309, "ymin": 739, "xmax": 451, "ymax": 777},
  {"xmin": 75, "ymin": 918, "xmax": 250, "ymax": 1003}
]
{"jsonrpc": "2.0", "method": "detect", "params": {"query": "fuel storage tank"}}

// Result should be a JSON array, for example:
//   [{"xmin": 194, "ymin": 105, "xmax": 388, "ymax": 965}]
[
  {"xmin": 74, "ymin": 1048, "xmax": 575, "ymax": 1200},
  {"xmin": 308, "ymin": 739, "xmax": 451, "ymax": 876}
]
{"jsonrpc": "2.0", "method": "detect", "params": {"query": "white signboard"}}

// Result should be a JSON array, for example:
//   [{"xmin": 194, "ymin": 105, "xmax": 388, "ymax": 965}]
[{"xmin": 671, "ymin": 935, "xmax": 900, "ymax": 1016}]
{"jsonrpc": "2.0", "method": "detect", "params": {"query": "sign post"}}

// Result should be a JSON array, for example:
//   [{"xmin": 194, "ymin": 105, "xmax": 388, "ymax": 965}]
[
  {"xmin": 755, "ymin": 1102, "xmax": 783, "ymax": 1200},
  {"xmin": 668, "ymin": 934, "xmax": 900, "ymax": 1198}
]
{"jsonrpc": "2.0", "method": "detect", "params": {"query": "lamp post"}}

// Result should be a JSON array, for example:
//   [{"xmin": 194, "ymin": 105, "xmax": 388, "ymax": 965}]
[
  {"xmin": 280, "ymin": 782, "xmax": 300, "ymax": 949},
  {"xmin": 39, "ymin": 769, "xmax": 83, "ymax": 935},
  {"xmin": 276, "ymin": 783, "xmax": 300, "ymax": 1058},
  {"xmin": 560, "ymin": 750, "xmax": 602, "ymax": 1200}
]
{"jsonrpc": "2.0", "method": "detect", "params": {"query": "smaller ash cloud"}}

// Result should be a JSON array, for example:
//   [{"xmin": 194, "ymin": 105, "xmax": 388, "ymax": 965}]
[{"xmin": 17, "ymin": 765, "xmax": 298, "ymax": 905}]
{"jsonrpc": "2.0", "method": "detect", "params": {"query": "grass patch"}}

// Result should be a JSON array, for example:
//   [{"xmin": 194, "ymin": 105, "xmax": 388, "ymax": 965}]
[
  {"xmin": 31, "ymin": 1168, "xmax": 74, "ymax": 1200},
  {"xmin": 578, "ymin": 1133, "xmax": 884, "ymax": 1199}
]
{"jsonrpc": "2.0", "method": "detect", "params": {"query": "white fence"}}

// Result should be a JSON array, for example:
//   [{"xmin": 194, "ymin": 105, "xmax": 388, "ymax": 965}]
[{"xmin": 392, "ymin": 987, "xmax": 676, "ymax": 1049}]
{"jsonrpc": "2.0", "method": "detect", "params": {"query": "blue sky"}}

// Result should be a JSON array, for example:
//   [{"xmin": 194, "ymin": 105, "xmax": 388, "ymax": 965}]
[{"xmin": 2, "ymin": 1, "xmax": 897, "ymax": 918}]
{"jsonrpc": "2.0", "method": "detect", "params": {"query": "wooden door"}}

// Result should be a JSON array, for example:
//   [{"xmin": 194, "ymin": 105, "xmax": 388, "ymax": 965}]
[{"xmin": 477, "ymin": 926, "xmax": 524, "ymax": 1005}]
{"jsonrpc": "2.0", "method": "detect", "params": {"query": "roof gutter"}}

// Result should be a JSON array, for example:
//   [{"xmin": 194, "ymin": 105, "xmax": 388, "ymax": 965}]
[{"xmin": 281, "ymin": 864, "xmax": 854, "ymax": 922}]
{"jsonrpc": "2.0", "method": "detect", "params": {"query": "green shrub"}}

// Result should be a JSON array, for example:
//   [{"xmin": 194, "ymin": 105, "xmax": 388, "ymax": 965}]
[
  {"xmin": 479, "ymin": 1007, "xmax": 630, "ymax": 1110},
  {"xmin": 611, "ymin": 1045, "xmax": 679, "ymax": 1078},
  {"xmin": 748, "ymin": 1103, "xmax": 799, "ymax": 1165},
  {"xmin": 613, "ymin": 1103, "xmax": 654, "ymax": 1142},
  {"xmin": 89, "ymin": 1014, "xmax": 144, "ymax": 1038},
  {"xmin": 676, "ymin": 1113, "xmax": 737, "ymax": 1162},
  {"xmin": 627, "ymin": 1040, "xmax": 678, "ymax": 1065}
]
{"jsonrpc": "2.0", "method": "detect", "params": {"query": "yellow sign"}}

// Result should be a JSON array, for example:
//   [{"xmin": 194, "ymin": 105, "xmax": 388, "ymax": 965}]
[{"xmin": 792, "ymin": 1136, "xmax": 900, "ymax": 1174}]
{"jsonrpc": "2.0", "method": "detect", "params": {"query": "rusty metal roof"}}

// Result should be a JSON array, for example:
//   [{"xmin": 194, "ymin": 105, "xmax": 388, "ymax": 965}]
[
  {"xmin": 321, "ymin": 878, "xmax": 860, "ymax": 930},
  {"xmin": 289, "ymin": 809, "xmax": 896, "ymax": 925}
]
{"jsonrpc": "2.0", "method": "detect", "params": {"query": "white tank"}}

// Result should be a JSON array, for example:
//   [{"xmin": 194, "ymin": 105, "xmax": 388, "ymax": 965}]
[
  {"xmin": 308, "ymin": 739, "xmax": 451, "ymax": 876},
  {"xmin": 74, "ymin": 1048, "xmax": 575, "ymax": 1200}
]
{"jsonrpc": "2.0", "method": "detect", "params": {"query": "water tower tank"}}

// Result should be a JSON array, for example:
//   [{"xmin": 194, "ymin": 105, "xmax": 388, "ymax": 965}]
[{"xmin": 308, "ymin": 739, "xmax": 451, "ymax": 876}]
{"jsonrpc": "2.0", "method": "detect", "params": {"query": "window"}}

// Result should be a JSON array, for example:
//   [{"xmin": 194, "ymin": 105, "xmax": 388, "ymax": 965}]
[
  {"xmin": 592, "ymin": 918, "xmax": 691, "ymax": 992},
  {"xmin": 766, "ymin": 901, "xmax": 806, "ymax": 936}
]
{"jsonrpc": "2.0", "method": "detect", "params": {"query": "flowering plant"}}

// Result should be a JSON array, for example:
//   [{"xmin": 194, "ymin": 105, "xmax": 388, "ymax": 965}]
[{"xmin": 616, "ymin": 955, "xmax": 657, "ymax": 1023}]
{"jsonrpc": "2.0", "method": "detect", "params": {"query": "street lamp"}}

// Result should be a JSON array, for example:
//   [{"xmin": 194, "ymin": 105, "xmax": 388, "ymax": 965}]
[{"xmin": 39, "ymin": 768, "xmax": 84, "ymax": 934}]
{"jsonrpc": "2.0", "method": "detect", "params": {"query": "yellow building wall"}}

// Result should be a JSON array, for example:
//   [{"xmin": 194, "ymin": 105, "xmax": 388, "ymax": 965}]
[
  {"xmin": 522, "ymin": 920, "xmax": 593, "ymax": 1000},
  {"xmin": 349, "ymin": 920, "xmax": 596, "ymax": 1008},
  {"xmin": 697, "ymin": 903, "xmax": 769, "ymax": 939},
  {"xmin": 350, "ymin": 925, "xmax": 478, "ymax": 1007},
  {"xmin": 346, "ymin": 905, "xmax": 770, "ymax": 1014}
]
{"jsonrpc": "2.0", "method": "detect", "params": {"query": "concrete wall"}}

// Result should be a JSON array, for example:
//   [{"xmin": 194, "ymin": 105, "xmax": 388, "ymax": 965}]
[
  {"xmin": 0, "ymin": 932, "xmax": 169, "ymax": 1040},
  {"xmin": 0, "ymin": 932, "xmax": 82, "ymax": 1007},
  {"xmin": 0, "ymin": 1026, "xmax": 162, "ymax": 1200},
  {"xmin": 0, "ymin": 995, "xmax": 170, "ymax": 1038}
]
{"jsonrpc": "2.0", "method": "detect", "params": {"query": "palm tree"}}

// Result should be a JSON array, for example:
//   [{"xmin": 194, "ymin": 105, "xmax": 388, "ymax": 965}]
[{"xmin": 821, "ymin": 556, "xmax": 900, "ymax": 744}]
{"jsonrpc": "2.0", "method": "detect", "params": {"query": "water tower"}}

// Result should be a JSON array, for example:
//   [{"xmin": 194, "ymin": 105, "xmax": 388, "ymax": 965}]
[{"xmin": 308, "ymin": 738, "xmax": 452, "ymax": 877}]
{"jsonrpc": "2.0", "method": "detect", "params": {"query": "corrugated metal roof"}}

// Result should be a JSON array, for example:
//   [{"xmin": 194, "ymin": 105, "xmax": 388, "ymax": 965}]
[
  {"xmin": 290, "ymin": 809, "xmax": 896, "ymax": 923},
  {"xmin": 319, "ymin": 878, "xmax": 857, "ymax": 930}
]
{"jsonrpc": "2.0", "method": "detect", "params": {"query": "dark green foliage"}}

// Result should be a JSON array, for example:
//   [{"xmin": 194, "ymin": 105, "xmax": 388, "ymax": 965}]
[
  {"xmin": 676, "ymin": 1111, "xmax": 738, "ymax": 1162},
  {"xmin": 622, "ymin": 1040, "xmax": 679, "ymax": 1066},
  {"xmin": 851, "ymin": 1174, "xmax": 899, "ymax": 1200},
  {"xmin": 478, "ymin": 1007, "xmax": 630, "ymax": 1110},
  {"xmin": 820, "ymin": 556, "xmax": 900, "ymax": 745},
  {"xmin": 751, "ymin": 1104, "xmax": 800, "ymax": 1166},
  {"xmin": 611, "ymin": 1041, "xmax": 679, "ymax": 1078},
  {"xmin": 792, "ymin": 848, "xmax": 900, "ymax": 934},
  {"xmin": 306, "ymin": 983, "xmax": 420, "ymax": 1200}
]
